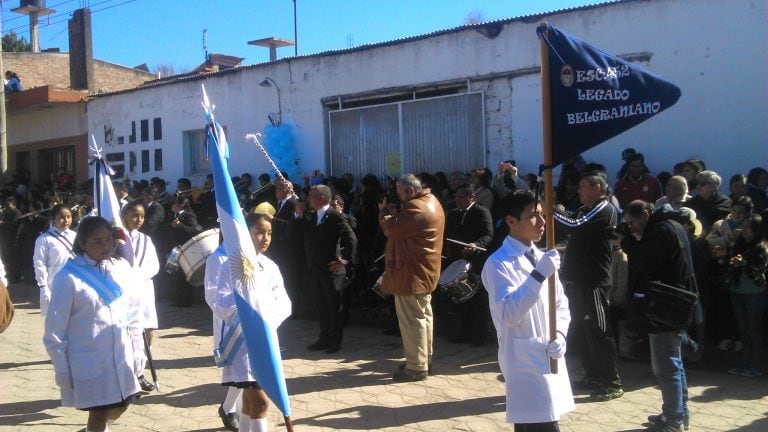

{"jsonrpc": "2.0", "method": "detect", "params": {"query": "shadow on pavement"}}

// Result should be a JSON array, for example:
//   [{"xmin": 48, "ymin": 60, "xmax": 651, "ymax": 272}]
[
  {"xmin": 135, "ymin": 382, "xmax": 222, "ymax": 409},
  {"xmin": 294, "ymin": 395, "xmax": 505, "ymax": 430},
  {"xmin": 732, "ymin": 415, "xmax": 768, "ymax": 432},
  {"xmin": 153, "ymin": 354, "xmax": 215, "ymax": 370},
  {"xmin": 0, "ymin": 359, "xmax": 50, "ymax": 370},
  {"xmin": 0, "ymin": 399, "xmax": 60, "ymax": 426}
]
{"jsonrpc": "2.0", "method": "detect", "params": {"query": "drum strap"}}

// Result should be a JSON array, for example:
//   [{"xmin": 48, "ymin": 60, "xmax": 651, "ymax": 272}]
[
  {"xmin": 214, "ymin": 315, "xmax": 243, "ymax": 367},
  {"xmin": 133, "ymin": 234, "xmax": 149, "ymax": 267},
  {"xmin": 47, "ymin": 230, "xmax": 75, "ymax": 258},
  {"xmin": 62, "ymin": 259, "xmax": 123, "ymax": 306}
]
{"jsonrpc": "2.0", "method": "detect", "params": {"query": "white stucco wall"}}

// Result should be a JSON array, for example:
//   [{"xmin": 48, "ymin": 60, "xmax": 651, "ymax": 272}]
[
  {"xmin": 9, "ymin": 103, "xmax": 87, "ymax": 145},
  {"xmin": 87, "ymin": 0, "xmax": 767, "ymax": 189}
]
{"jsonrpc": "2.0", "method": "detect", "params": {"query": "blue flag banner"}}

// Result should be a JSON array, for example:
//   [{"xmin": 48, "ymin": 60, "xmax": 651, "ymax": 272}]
[
  {"xmin": 201, "ymin": 85, "xmax": 292, "ymax": 417},
  {"xmin": 537, "ymin": 24, "xmax": 681, "ymax": 167}
]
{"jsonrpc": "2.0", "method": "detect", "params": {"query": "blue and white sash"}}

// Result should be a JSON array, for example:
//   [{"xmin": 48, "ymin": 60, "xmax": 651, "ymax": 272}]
[
  {"xmin": 62, "ymin": 259, "xmax": 123, "ymax": 306},
  {"xmin": 214, "ymin": 315, "xmax": 244, "ymax": 367}
]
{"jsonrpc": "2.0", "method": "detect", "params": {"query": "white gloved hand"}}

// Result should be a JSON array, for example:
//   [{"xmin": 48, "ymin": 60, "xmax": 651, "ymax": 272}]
[
  {"xmin": 130, "ymin": 329, "xmax": 147, "ymax": 375},
  {"xmin": 546, "ymin": 334, "xmax": 567, "ymax": 359},
  {"xmin": 534, "ymin": 250, "xmax": 561, "ymax": 279},
  {"xmin": 40, "ymin": 288, "xmax": 50, "ymax": 317}
]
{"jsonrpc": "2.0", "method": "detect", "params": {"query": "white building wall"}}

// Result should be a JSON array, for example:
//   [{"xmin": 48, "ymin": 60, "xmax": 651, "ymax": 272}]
[
  {"xmin": 88, "ymin": 0, "xmax": 767, "ymax": 189},
  {"xmin": 9, "ymin": 103, "xmax": 87, "ymax": 145}
]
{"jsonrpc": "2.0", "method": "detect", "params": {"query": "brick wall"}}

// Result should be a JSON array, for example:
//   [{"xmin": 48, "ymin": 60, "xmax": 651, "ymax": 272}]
[{"xmin": 2, "ymin": 52, "xmax": 154, "ymax": 93}]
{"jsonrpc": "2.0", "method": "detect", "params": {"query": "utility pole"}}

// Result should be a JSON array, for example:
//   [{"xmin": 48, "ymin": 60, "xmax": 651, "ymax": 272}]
[
  {"xmin": 293, "ymin": 0, "xmax": 298, "ymax": 56},
  {"xmin": 0, "ymin": 8, "xmax": 7, "ymax": 174}
]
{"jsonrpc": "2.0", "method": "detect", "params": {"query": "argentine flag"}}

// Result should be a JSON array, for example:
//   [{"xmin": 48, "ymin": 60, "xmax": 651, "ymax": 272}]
[{"xmin": 202, "ymin": 85, "xmax": 292, "ymax": 417}]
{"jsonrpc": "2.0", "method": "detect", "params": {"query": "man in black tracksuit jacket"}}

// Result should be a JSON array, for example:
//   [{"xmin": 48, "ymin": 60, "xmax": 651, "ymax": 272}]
[{"xmin": 554, "ymin": 171, "xmax": 622, "ymax": 401}]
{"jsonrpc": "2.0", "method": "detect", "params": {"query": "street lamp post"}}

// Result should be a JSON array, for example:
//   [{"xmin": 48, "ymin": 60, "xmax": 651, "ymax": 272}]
[{"xmin": 259, "ymin": 78, "xmax": 282, "ymax": 127}]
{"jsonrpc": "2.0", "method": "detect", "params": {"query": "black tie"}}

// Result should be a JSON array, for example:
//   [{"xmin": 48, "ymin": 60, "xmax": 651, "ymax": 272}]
[{"xmin": 523, "ymin": 248, "xmax": 537, "ymax": 267}]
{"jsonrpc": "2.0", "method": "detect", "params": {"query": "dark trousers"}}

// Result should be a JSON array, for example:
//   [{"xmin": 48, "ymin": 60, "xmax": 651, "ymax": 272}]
[
  {"xmin": 451, "ymin": 287, "xmax": 490, "ymax": 344},
  {"xmin": 570, "ymin": 283, "xmax": 621, "ymax": 388},
  {"xmin": 308, "ymin": 271, "xmax": 345, "ymax": 347},
  {"xmin": 514, "ymin": 421, "xmax": 560, "ymax": 432}
]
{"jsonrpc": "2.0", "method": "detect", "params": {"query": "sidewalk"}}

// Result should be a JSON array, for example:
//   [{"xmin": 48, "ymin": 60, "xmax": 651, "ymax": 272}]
[{"xmin": 1, "ymin": 281, "xmax": 766, "ymax": 431}]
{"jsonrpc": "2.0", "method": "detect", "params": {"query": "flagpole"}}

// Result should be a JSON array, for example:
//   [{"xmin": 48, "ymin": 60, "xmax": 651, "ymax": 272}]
[
  {"xmin": 538, "ymin": 22, "xmax": 558, "ymax": 374},
  {"xmin": 284, "ymin": 415, "xmax": 294, "ymax": 432}
]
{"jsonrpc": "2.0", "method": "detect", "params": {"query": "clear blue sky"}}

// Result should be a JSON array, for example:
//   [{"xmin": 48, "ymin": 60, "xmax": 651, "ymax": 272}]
[{"xmin": 2, "ymin": 0, "xmax": 603, "ymax": 72}]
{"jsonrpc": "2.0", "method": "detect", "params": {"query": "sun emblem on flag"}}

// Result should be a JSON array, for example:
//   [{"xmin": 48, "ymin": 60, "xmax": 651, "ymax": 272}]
[{"xmin": 229, "ymin": 248, "xmax": 256, "ymax": 286}]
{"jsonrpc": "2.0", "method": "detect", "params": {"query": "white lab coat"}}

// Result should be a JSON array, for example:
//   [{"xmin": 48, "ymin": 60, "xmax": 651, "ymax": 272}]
[
  {"xmin": 33, "ymin": 227, "xmax": 76, "ymax": 317},
  {"xmin": 204, "ymin": 246, "xmax": 227, "ymax": 349},
  {"xmin": 127, "ymin": 229, "xmax": 160, "ymax": 329},
  {"xmin": 210, "ymin": 253, "xmax": 291, "ymax": 384},
  {"xmin": 43, "ymin": 255, "xmax": 140, "ymax": 409},
  {"xmin": 481, "ymin": 236, "xmax": 575, "ymax": 424}
]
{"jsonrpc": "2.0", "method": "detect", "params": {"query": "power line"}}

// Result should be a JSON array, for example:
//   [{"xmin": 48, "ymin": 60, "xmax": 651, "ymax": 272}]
[{"xmin": 2, "ymin": 0, "xmax": 135, "ymax": 36}]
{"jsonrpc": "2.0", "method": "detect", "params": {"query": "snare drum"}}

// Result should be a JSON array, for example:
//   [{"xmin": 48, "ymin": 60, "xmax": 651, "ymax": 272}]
[
  {"xmin": 176, "ymin": 228, "xmax": 221, "ymax": 286},
  {"xmin": 371, "ymin": 272, "xmax": 391, "ymax": 299},
  {"xmin": 438, "ymin": 259, "xmax": 480, "ymax": 303}
]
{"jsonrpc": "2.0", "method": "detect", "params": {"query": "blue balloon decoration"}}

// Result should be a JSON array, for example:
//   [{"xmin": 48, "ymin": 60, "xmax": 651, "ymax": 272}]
[{"xmin": 262, "ymin": 123, "xmax": 300, "ymax": 182}]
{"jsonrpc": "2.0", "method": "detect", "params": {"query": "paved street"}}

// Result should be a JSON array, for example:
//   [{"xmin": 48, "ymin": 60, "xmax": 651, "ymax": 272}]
[{"xmin": 1, "ymin": 281, "xmax": 766, "ymax": 431}]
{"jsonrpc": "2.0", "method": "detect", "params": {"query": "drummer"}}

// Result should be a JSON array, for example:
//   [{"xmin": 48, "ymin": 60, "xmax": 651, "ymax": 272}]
[
  {"xmin": 167, "ymin": 196, "xmax": 203, "ymax": 307},
  {"xmin": 442, "ymin": 185, "xmax": 494, "ymax": 346}
]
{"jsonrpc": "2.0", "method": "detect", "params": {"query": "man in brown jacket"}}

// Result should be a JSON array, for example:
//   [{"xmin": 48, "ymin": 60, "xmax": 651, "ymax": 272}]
[{"xmin": 379, "ymin": 174, "xmax": 445, "ymax": 381}]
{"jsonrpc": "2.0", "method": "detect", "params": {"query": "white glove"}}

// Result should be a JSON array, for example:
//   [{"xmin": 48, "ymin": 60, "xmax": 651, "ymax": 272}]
[
  {"xmin": 130, "ymin": 329, "xmax": 147, "ymax": 375},
  {"xmin": 546, "ymin": 334, "xmax": 567, "ymax": 359},
  {"xmin": 534, "ymin": 250, "xmax": 560, "ymax": 279},
  {"xmin": 40, "ymin": 288, "xmax": 50, "ymax": 317}
]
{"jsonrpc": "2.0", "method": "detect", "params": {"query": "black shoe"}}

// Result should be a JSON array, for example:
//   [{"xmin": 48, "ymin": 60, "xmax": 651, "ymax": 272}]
[
  {"xmin": 645, "ymin": 414, "xmax": 684, "ymax": 431},
  {"xmin": 307, "ymin": 340, "xmax": 329, "ymax": 351},
  {"xmin": 325, "ymin": 344, "xmax": 341, "ymax": 354},
  {"xmin": 648, "ymin": 413, "xmax": 689, "ymax": 430},
  {"xmin": 138, "ymin": 375, "xmax": 155, "ymax": 392},
  {"xmin": 398, "ymin": 362, "xmax": 433, "ymax": 374},
  {"xmin": 590, "ymin": 386, "xmax": 624, "ymax": 401},
  {"xmin": 218, "ymin": 404, "xmax": 239, "ymax": 431},
  {"xmin": 392, "ymin": 368, "xmax": 428, "ymax": 382}
]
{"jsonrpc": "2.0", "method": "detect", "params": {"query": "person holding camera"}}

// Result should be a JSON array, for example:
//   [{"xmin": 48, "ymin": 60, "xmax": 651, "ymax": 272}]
[
  {"xmin": 619, "ymin": 200, "xmax": 697, "ymax": 432},
  {"xmin": 494, "ymin": 160, "xmax": 530, "ymax": 202},
  {"xmin": 553, "ymin": 170, "xmax": 623, "ymax": 402}
]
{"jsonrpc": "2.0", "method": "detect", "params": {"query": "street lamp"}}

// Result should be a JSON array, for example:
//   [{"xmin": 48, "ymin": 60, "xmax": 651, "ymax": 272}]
[{"xmin": 259, "ymin": 78, "xmax": 282, "ymax": 127}]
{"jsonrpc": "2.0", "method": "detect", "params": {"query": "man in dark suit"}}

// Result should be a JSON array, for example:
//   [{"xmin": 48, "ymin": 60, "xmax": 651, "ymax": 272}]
[
  {"xmin": 267, "ymin": 179, "xmax": 306, "ymax": 316},
  {"xmin": 443, "ymin": 185, "xmax": 494, "ymax": 345},
  {"xmin": 294, "ymin": 184, "xmax": 357, "ymax": 354},
  {"xmin": 140, "ymin": 187, "xmax": 166, "ymax": 258}
]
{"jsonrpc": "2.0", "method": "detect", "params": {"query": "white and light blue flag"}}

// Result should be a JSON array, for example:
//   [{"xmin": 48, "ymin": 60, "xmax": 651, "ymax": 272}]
[{"xmin": 201, "ymin": 85, "xmax": 292, "ymax": 417}]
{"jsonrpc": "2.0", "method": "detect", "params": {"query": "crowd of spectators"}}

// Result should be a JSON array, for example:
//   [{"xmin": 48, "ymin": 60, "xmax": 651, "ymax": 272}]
[{"xmin": 2, "ymin": 152, "xmax": 767, "ymax": 382}]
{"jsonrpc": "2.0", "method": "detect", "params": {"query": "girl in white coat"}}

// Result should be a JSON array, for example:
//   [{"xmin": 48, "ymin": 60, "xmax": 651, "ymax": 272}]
[
  {"xmin": 44, "ymin": 216, "xmax": 140, "ymax": 432},
  {"xmin": 33, "ymin": 204, "xmax": 76, "ymax": 317},
  {"xmin": 211, "ymin": 213, "xmax": 291, "ymax": 432},
  {"xmin": 121, "ymin": 200, "xmax": 161, "ymax": 391}
]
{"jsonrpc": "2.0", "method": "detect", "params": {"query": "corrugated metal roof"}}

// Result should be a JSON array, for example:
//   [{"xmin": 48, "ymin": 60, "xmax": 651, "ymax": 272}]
[{"xmin": 90, "ymin": 0, "xmax": 627, "ymax": 99}]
